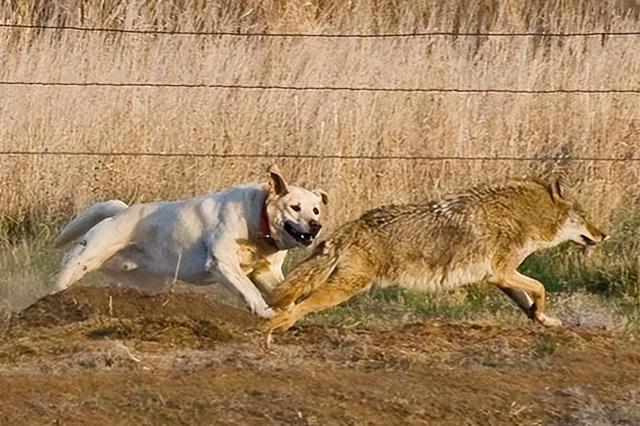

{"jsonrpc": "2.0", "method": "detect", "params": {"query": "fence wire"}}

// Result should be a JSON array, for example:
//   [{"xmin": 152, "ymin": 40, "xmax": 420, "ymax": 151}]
[
  {"xmin": 0, "ymin": 151, "xmax": 638, "ymax": 162},
  {"xmin": 1, "ymin": 80, "xmax": 639, "ymax": 94},
  {"xmin": 1, "ymin": 22, "xmax": 640, "ymax": 38}
]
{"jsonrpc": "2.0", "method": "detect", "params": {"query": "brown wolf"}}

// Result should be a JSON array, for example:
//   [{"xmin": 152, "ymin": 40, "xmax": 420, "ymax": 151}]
[{"xmin": 264, "ymin": 178, "xmax": 607, "ymax": 332}]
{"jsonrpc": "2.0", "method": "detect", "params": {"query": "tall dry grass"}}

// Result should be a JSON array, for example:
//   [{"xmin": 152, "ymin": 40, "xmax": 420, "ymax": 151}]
[{"xmin": 0, "ymin": 0, "xmax": 639, "ymax": 304}]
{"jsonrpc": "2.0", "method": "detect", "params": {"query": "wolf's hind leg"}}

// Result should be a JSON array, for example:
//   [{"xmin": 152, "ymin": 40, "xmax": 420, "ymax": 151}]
[
  {"xmin": 249, "ymin": 251, "xmax": 287, "ymax": 302},
  {"xmin": 263, "ymin": 267, "xmax": 372, "ymax": 333},
  {"xmin": 54, "ymin": 217, "xmax": 130, "ymax": 293},
  {"xmin": 489, "ymin": 272, "xmax": 562, "ymax": 327}
]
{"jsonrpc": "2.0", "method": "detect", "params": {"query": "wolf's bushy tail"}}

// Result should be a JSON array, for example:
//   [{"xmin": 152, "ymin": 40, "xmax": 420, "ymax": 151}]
[
  {"xmin": 54, "ymin": 200, "xmax": 128, "ymax": 247},
  {"xmin": 271, "ymin": 239, "xmax": 343, "ymax": 309}
]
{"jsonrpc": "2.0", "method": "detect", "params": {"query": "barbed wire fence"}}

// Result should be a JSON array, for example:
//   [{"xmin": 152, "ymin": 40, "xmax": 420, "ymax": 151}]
[
  {"xmin": 1, "ymin": 22, "xmax": 640, "ymax": 37},
  {"xmin": 0, "ymin": 151, "xmax": 638, "ymax": 162},
  {"xmin": 1, "ymin": 80, "xmax": 639, "ymax": 95},
  {"xmin": 1, "ymin": 22, "xmax": 639, "ymax": 162}
]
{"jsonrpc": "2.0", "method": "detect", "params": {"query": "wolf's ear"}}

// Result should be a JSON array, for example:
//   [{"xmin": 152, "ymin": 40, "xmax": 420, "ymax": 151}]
[
  {"xmin": 267, "ymin": 164, "xmax": 289, "ymax": 195},
  {"xmin": 550, "ymin": 178, "xmax": 563, "ymax": 202},
  {"xmin": 314, "ymin": 189, "xmax": 329, "ymax": 205}
]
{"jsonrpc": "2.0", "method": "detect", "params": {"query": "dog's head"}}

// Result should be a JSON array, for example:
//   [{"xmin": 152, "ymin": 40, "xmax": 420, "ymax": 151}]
[
  {"xmin": 549, "ymin": 179, "xmax": 608, "ymax": 247},
  {"xmin": 264, "ymin": 165, "xmax": 328, "ymax": 249}
]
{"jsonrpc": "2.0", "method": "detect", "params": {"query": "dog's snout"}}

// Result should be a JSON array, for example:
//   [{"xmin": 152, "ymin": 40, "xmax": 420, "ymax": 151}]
[{"xmin": 309, "ymin": 219, "xmax": 322, "ymax": 235}]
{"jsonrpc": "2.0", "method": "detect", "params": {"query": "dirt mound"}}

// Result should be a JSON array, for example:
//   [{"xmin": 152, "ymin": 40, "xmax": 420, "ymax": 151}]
[
  {"xmin": 0, "ymin": 286, "xmax": 261, "ymax": 363},
  {"xmin": 13, "ymin": 286, "xmax": 257, "ymax": 329}
]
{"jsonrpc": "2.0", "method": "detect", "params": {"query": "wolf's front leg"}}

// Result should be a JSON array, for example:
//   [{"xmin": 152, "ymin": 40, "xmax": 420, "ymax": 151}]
[
  {"xmin": 498, "ymin": 287, "xmax": 535, "ymax": 318},
  {"xmin": 490, "ymin": 272, "xmax": 562, "ymax": 327}
]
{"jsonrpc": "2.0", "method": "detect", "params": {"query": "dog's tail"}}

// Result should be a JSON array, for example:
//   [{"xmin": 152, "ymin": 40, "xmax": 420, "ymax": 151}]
[{"xmin": 54, "ymin": 200, "xmax": 128, "ymax": 247}]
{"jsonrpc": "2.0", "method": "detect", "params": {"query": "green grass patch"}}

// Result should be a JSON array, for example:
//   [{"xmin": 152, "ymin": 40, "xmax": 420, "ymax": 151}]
[{"xmin": 300, "ymin": 284, "xmax": 527, "ymax": 329}]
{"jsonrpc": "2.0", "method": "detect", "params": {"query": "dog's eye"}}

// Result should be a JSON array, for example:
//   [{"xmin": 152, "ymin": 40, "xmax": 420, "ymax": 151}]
[
  {"xmin": 313, "ymin": 207, "xmax": 319, "ymax": 215},
  {"xmin": 291, "ymin": 205, "xmax": 301, "ymax": 212}
]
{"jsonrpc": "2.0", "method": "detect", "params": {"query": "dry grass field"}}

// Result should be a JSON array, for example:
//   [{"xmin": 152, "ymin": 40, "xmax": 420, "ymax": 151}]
[
  {"xmin": 1, "ymin": 1, "xmax": 640, "ymax": 423},
  {"xmin": 1, "ymin": 1, "xmax": 639, "ymax": 227}
]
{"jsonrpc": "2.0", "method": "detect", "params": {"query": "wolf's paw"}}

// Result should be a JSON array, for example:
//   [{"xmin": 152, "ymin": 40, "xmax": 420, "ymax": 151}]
[
  {"xmin": 536, "ymin": 313, "xmax": 563, "ymax": 328},
  {"xmin": 262, "ymin": 312, "xmax": 296, "ymax": 333}
]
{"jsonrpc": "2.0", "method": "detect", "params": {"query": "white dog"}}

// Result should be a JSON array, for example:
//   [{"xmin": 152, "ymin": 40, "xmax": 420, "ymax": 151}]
[{"xmin": 53, "ymin": 165, "xmax": 328, "ymax": 318}]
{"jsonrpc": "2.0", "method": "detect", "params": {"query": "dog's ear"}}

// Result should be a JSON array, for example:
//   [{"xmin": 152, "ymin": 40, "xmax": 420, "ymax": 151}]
[
  {"xmin": 549, "ymin": 177, "xmax": 563, "ymax": 202},
  {"xmin": 314, "ymin": 189, "xmax": 329, "ymax": 205},
  {"xmin": 267, "ymin": 164, "xmax": 289, "ymax": 195}
]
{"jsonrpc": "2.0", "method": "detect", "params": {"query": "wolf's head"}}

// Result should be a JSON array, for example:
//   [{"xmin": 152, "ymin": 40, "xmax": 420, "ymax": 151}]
[
  {"xmin": 549, "ymin": 179, "xmax": 608, "ymax": 247},
  {"xmin": 264, "ymin": 165, "xmax": 328, "ymax": 250}
]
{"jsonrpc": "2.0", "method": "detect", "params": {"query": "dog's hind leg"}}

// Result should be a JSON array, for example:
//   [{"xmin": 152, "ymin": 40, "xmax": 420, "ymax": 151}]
[{"xmin": 54, "ymin": 217, "xmax": 131, "ymax": 293}]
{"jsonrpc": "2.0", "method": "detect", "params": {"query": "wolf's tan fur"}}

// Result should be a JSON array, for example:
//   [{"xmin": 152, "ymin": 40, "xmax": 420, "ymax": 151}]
[{"xmin": 265, "ymin": 178, "xmax": 607, "ymax": 332}]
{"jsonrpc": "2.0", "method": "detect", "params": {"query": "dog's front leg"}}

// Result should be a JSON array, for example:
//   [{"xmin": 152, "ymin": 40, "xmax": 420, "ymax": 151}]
[{"xmin": 205, "ymin": 243, "xmax": 275, "ymax": 318}]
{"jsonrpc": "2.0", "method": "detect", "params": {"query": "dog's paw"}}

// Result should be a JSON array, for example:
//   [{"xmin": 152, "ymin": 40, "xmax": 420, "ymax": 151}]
[
  {"xmin": 52, "ymin": 272, "xmax": 75, "ymax": 295},
  {"xmin": 536, "ymin": 313, "xmax": 563, "ymax": 328},
  {"xmin": 244, "ymin": 298, "xmax": 275, "ymax": 319},
  {"xmin": 256, "ymin": 306, "xmax": 277, "ymax": 319},
  {"xmin": 50, "ymin": 283, "xmax": 69, "ymax": 295}
]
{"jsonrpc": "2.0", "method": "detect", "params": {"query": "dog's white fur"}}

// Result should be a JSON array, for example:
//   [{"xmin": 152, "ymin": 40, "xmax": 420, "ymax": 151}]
[{"xmin": 53, "ymin": 165, "xmax": 327, "ymax": 318}]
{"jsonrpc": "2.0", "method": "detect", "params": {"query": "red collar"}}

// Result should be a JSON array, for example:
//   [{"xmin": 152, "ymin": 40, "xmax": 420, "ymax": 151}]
[{"xmin": 259, "ymin": 196, "xmax": 278, "ymax": 249}]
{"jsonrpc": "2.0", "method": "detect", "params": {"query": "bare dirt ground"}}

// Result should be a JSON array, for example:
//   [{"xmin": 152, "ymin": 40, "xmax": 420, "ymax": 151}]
[{"xmin": 0, "ymin": 287, "xmax": 639, "ymax": 425}]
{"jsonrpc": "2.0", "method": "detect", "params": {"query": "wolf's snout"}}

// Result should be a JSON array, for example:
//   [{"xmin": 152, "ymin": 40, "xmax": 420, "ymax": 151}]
[
  {"xmin": 580, "ymin": 235, "xmax": 597, "ymax": 246},
  {"xmin": 579, "ymin": 229, "xmax": 607, "ymax": 247},
  {"xmin": 585, "ymin": 222, "xmax": 607, "ymax": 243},
  {"xmin": 309, "ymin": 220, "xmax": 322, "ymax": 236}
]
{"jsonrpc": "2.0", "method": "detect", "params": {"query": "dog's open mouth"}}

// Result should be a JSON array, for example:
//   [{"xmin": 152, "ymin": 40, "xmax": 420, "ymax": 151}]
[
  {"xmin": 580, "ymin": 235, "xmax": 597, "ymax": 246},
  {"xmin": 284, "ymin": 222, "xmax": 314, "ymax": 247}
]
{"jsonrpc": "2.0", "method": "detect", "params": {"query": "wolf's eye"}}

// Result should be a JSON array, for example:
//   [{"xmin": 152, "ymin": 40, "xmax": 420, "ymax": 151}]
[
  {"xmin": 290, "ymin": 205, "xmax": 301, "ymax": 212},
  {"xmin": 313, "ymin": 207, "xmax": 319, "ymax": 215}
]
